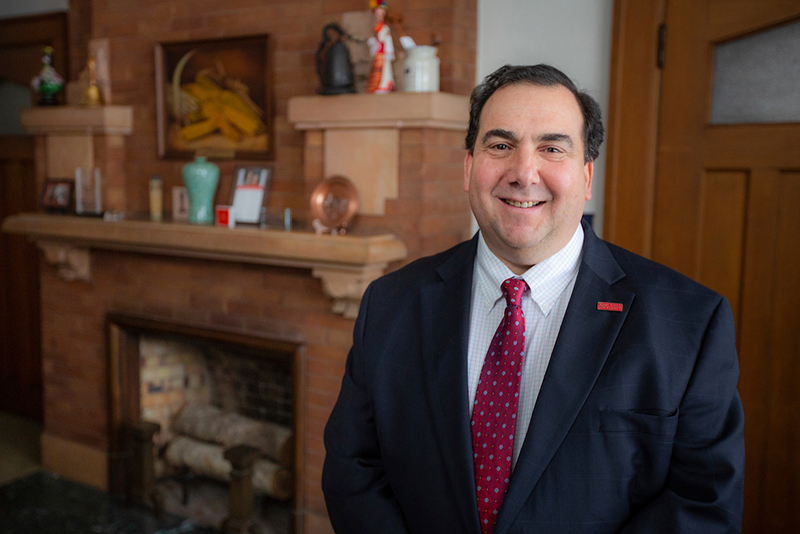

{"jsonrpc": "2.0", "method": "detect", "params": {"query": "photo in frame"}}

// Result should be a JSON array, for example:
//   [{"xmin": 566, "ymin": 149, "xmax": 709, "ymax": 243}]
[
  {"xmin": 41, "ymin": 179, "xmax": 74, "ymax": 213},
  {"xmin": 155, "ymin": 34, "xmax": 273, "ymax": 160},
  {"xmin": 172, "ymin": 186, "xmax": 189, "ymax": 222},
  {"xmin": 230, "ymin": 167, "xmax": 272, "ymax": 224}
]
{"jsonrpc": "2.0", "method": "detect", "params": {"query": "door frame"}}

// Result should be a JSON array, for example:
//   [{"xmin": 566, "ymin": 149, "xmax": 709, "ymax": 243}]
[
  {"xmin": 0, "ymin": 11, "xmax": 69, "ymax": 88},
  {"xmin": 602, "ymin": 0, "xmax": 665, "ymax": 257}
]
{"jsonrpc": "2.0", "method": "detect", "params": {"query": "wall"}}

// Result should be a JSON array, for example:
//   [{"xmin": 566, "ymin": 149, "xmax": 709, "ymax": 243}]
[
  {"xmin": 0, "ymin": 83, "xmax": 30, "ymax": 135},
  {"xmin": 476, "ymin": 0, "xmax": 614, "ymax": 236},
  {"xmin": 0, "ymin": 0, "xmax": 67, "ymax": 20}
]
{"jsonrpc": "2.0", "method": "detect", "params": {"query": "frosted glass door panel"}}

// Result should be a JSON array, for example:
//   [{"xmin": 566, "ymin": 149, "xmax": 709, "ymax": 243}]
[{"xmin": 710, "ymin": 20, "xmax": 800, "ymax": 124}]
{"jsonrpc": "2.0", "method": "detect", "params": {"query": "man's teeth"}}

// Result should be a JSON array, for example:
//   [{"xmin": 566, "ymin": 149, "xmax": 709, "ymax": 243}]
[{"xmin": 505, "ymin": 200, "xmax": 542, "ymax": 208}]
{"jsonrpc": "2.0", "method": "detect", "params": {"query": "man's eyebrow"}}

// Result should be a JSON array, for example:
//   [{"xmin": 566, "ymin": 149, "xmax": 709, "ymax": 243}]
[
  {"xmin": 538, "ymin": 133, "xmax": 574, "ymax": 148},
  {"xmin": 480, "ymin": 128, "xmax": 518, "ymax": 145}
]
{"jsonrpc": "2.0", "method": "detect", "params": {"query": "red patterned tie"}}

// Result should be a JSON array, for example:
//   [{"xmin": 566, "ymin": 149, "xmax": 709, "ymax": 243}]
[{"xmin": 471, "ymin": 277, "xmax": 528, "ymax": 534}]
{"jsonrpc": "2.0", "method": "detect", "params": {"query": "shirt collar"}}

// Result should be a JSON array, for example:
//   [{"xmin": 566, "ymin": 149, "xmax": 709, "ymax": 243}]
[{"xmin": 475, "ymin": 224, "xmax": 584, "ymax": 316}]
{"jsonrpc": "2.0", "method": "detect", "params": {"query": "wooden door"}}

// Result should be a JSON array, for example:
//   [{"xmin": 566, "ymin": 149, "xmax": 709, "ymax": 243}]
[
  {"xmin": 0, "ymin": 12, "xmax": 66, "ymax": 423},
  {"xmin": 606, "ymin": 0, "xmax": 800, "ymax": 531},
  {"xmin": 0, "ymin": 136, "xmax": 41, "ymax": 422}
]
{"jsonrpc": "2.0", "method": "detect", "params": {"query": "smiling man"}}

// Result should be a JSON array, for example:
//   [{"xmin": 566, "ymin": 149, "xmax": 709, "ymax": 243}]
[
  {"xmin": 464, "ymin": 78, "xmax": 595, "ymax": 273},
  {"xmin": 323, "ymin": 65, "xmax": 744, "ymax": 534}
]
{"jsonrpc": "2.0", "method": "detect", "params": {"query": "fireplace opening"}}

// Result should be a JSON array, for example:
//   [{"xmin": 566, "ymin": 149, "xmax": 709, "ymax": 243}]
[{"xmin": 107, "ymin": 314, "xmax": 305, "ymax": 533}]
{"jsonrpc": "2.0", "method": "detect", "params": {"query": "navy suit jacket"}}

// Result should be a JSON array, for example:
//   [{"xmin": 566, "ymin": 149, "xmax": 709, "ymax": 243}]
[{"xmin": 323, "ymin": 223, "xmax": 744, "ymax": 533}]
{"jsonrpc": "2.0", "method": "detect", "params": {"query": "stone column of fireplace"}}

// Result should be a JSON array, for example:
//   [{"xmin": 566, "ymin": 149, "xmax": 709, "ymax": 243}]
[{"xmin": 20, "ymin": 105, "xmax": 133, "ymax": 213}]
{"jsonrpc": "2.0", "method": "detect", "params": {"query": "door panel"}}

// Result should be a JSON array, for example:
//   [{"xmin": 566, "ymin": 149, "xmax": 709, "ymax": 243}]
[
  {"xmin": 696, "ymin": 170, "xmax": 747, "ymax": 320},
  {"xmin": 708, "ymin": 0, "xmax": 800, "ymax": 40},
  {"xmin": 605, "ymin": 1, "xmax": 800, "ymax": 531},
  {"xmin": 0, "ymin": 12, "xmax": 63, "ymax": 424},
  {"xmin": 0, "ymin": 136, "xmax": 41, "ymax": 422},
  {"xmin": 654, "ymin": 2, "xmax": 800, "ymax": 532},
  {"xmin": 761, "ymin": 173, "xmax": 800, "ymax": 531},
  {"xmin": 704, "ymin": 125, "xmax": 800, "ymax": 167},
  {"xmin": 735, "ymin": 169, "xmax": 780, "ymax": 531},
  {"xmin": 602, "ymin": 0, "xmax": 667, "ymax": 257}
]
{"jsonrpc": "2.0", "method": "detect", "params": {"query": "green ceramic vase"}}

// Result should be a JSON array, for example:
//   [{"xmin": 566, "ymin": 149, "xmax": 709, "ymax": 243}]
[{"xmin": 182, "ymin": 156, "xmax": 219, "ymax": 224}]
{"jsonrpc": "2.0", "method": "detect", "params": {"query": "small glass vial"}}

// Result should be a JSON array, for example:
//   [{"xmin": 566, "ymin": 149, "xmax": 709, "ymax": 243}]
[{"xmin": 149, "ymin": 175, "xmax": 163, "ymax": 222}]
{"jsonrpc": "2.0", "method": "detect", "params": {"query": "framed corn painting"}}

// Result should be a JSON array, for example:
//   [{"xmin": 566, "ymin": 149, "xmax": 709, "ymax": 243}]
[{"xmin": 155, "ymin": 35, "xmax": 273, "ymax": 160}]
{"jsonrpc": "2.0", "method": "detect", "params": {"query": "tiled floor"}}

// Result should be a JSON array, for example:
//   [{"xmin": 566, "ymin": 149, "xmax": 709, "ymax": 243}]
[
  {"xmin": 0, "ymin": 412, "xmax": 216, "ymax": 533},
  {"xmin": 0, "ymin": 471, "xmax": 218, "ymax": 534},
  {"xmin": 0, "ymin": 412, "xmax": 289, "ymax": 533}
]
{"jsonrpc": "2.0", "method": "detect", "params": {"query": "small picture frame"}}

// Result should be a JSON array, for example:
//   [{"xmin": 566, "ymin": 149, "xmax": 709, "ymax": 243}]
[
  {"xmin": 230, "ymin": 167, "xmax": 272, "ymax": 224},
  {"xmin": 172, "ymin": 186, "xmax": 189, "ymax": 222},
  {"xmin": 41, "ymin": 179, "xmax": 74, "ymax": 213}
]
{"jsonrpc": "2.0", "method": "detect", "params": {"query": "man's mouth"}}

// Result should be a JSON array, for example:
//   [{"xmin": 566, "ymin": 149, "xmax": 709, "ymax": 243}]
[{"xmin": 503, "ymin": 199, "xmax": 544, "ymax": 208}]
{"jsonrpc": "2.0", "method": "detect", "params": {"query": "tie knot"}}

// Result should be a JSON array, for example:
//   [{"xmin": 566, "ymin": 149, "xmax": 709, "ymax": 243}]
[{"xmin": 501, "ymin": 277, "xmax": 527, "ymax": 308}]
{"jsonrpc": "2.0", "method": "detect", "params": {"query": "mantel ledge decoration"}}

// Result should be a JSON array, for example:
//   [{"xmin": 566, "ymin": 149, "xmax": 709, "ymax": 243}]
[
  {"xmin": 2, "ymin": 214, "xmax": 407, "ymax": 318},
  {"xmin": 287, "ymin": 92, "xmax": 469, "ymax": 131}
]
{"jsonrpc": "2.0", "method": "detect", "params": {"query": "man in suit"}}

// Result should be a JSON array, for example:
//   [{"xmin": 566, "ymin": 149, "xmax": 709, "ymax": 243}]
[{"xmin": 322, "ymin": 64, "xmax": 744, "ymax": 534}]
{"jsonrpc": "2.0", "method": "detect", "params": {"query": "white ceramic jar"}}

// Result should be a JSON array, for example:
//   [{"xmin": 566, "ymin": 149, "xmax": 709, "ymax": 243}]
[{"xmin": 403, "ymin": 46, "xmax": 440, "ymax": 92}]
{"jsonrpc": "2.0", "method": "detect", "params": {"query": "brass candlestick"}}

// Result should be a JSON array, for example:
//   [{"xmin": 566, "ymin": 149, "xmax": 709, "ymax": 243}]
[{"xmin": 82, "ymin": 56, "xmax": 103, "ymax": 106}]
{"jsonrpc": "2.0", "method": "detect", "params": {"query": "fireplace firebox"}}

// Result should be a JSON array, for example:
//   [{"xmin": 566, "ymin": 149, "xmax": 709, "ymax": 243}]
[{"xmin": 107, "ymin": 313, "xmax": 305, "ymax": 532}]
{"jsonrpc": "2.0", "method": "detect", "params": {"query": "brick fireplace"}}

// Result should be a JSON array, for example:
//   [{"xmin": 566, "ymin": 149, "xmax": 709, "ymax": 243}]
[
  {"xmin": 2, "ymin": 216, "xmax": 413, "ymax": 533},
  {"xmin": 3, "ymin": 2, "xmax": 478, "ymax": 531},
  {"xmin": 5, "ymin": 93, "xmax": 473, "ymax": 531}
]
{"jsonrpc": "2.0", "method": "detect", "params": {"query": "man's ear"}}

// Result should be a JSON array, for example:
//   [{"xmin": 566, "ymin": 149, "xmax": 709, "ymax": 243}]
[
  {"xmin": 464, "ymin": 151, "xmax": 473, "ymax": 193},
  {"xmin": 584, "ymin": 160, "xmax": 594, "ymax": 201}
]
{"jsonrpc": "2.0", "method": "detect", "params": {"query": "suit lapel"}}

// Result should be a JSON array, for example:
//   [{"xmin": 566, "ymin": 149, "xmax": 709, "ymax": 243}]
[
  {"xmin": 494, "ymin": 226, "xmax": 635, "ymax": 534},
  {"xmin": 421, "ymin": 236, "xmax": 482, "ymax": 534}
]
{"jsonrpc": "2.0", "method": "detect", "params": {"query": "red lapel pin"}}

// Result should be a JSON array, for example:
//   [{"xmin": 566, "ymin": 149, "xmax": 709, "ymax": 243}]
[{"xmin": 597, "ymin": 302, "xmax": 623, "ymax": 312}]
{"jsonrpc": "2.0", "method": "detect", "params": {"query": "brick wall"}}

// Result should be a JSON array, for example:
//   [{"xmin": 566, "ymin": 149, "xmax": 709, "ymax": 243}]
[
  {"xmin": 68, "ymin": 0, "xmax": 92, "ymax": 76},
  {"xmin": 79, "ymin": 0, "xmax": 476, "ymax": 221}
]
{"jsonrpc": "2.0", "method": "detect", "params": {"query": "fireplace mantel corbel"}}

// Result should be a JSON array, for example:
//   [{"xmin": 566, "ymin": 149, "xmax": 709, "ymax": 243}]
[
  {"xmin": 2, "ymin": 213, "xmax": 407, "ymax": 317},
  {"xmin": 312, "ymin": 264, "xmax": 387, "ymax": 319},
  {"xmin": 37, "ymin": 240, "xmax": 91, "ymax": 282}
]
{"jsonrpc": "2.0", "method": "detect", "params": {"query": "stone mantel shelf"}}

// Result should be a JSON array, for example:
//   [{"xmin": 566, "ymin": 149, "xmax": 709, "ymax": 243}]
[
  {"xmin": 20, "ymin": 105, "xmax": 134, "ymax": 135},
  {"xmin": 288, "ymin": 92, "xmax": 469, "ymax": 131},
  {"xmin": 2, "ymin": 213, "xmax": 407, "ymax": 318}
]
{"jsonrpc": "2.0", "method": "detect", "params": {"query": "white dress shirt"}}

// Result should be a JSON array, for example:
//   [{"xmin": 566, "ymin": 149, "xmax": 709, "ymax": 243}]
[{"xmin": 467, "ymin": 224, "xmax": 584, "ymax": 469}]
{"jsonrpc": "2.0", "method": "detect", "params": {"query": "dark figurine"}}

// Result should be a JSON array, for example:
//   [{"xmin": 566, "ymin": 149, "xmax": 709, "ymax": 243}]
[{"xmin": 316, "ymin": 24, "xmax": 356, "ymax": 95}]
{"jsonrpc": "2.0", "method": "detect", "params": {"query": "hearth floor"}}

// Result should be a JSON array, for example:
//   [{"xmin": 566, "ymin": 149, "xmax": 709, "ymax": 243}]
[{"xmin": 0, "ymin": 471, "xmax": 218, "ymax": 534}]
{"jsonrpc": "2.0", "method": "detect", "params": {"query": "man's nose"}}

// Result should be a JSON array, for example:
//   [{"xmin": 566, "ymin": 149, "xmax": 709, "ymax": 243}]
[{"xmin": 509, "ymin": 146, "xmax": 540, "ymax": 186}]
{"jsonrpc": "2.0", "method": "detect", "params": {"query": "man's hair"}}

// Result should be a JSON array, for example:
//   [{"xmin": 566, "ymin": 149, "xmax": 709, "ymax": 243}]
[{"xmin": 465, "ymin": 64, "xmax": 604, "ymax": 163}]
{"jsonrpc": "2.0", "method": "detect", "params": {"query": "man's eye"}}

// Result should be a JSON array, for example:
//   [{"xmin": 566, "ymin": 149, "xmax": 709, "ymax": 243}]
[
  {"xmin": 544, "ymin": 146, "xmax": 562, "ymax": 153},
  {"xmin": 491, "ymin": 143, "xmax": 509, "ymax": 150}
]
